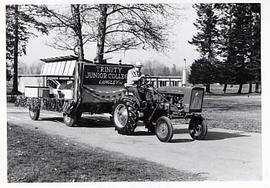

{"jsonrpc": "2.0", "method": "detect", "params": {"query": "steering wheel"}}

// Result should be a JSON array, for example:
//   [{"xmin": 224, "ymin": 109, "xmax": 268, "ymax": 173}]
[{"xmin": 139, "ymin": 76, "xmax": 154, "ymax": 89}]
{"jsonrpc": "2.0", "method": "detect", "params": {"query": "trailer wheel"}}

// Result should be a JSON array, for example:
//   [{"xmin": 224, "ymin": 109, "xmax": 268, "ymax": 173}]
[
  {"xmin": 155, "ymin": 116, "xmax": 173, "ymax": 142},
  {"xmin": 29, "ymin": 108, "xmax": 40, "ymax": 120},
  {"xmin": 63, "ymin": 113, "xmax": 77, "ymax": 127},
  {"xmin": 189, "ymin": 116, "xmax": 207, "ymax": 140},
  {"xmin": 113, "ymin": 98, "xmax": 138, "ymax": 135}
]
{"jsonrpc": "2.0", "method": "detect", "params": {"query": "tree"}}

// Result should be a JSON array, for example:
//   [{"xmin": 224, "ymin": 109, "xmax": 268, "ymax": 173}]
[
  {"xmin": 71, "ymin": 5, "xmax": 84, "ymax": 60},
  {"xmin": 189, "ymin": 4, "xmax": 219, "ymax": 92},
  {"xmin": 247, "ymin": 4, "xmax": 261, "ymax": 93},
  {"xmin": 188, "ymin": 58, "xmax": 217, "ymax": 89},
  {"xmin": 41, "ymin": 4, "xmax": 91, "ymax": 60},
  {"xmin": 214, "ymin": 4, "xmax": 236, "ymax": 93},
  {"xmin": 6, "ymin": 5, "xmax": 48, "ymax": 94},
  {"xmin": 42, "ymin": 4, "xmax": 179, "ymax": 63},
  {"xmin": 214, "ymin": 4, "xmax": 260, "ymax": 94},
  {"xmin": 231, "ymin": 4, "xmax": 253, "ymax": 94},
  {"xmin": 142, "ymin": 60, "xmax": 173, "ymax": 76},
  {"xmin": 162, "ymin": 66, "xmax": 170, "ymax": 76},
  {"xmin": 220, "ymin": 4, "xmax": 260, "ymax": 94},
  {"xmin": 95, "ymin": 4, "xmax": 178, "ymax": 63},
  {"xmin": 171, "ymin": 64, "xmax": 177, "ymax": 75}
]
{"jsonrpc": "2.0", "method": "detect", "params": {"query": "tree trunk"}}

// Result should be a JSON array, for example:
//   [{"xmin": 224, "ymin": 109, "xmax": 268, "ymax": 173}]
[
  {"xmin": 96, "ymin": 5, "xmax": 108, "ymax": 63},
  {"xmin": 205, "ymin": 84, "xmax": 210, "ymax": 93},
  {"xmin": 237, "ymin": 83, "xmax": 243, "ymax": 94},
  {"xmin": 255, "ymin": 82, "xmax": 260, "ymax": 93},
  {"xmin": 12, "ymin": 5, "xmax": 19, "ymax": 94},
  {"xmin": 71, "ymin": 5, "xmax": 84, "ymax": 61},
  {"xmin": 248, "ymin": 82, "xmax": 252, "ymax": 93},
  {"xmin": 223, "ymin": 83, "xmax": 227, "ymax": 94}
]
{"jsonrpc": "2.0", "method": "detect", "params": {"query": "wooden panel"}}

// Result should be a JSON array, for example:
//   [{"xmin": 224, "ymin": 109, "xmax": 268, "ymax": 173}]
[
  {"xmin": 58, "ymin": 61, "xmax": 66, "ymax": 75},
  {"xmin": 50, "ymin": 62, "xmax": 57, "ymax": 75},
  {"xmin": 63, "ymin": 61, "xmax": 71, "ymax": 75},
  {"xmin": 55, "ymin": 61, "xmax": 62, "ymax": 75},
  {"xmin": 68, "ymin": 60, "xmax": 76, "ymax": 76}
]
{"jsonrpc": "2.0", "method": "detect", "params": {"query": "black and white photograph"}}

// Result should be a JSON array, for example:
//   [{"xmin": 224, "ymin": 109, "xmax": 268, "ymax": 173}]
[{"xmin": 1, "ymin": 0, "xmax": 269, "ymax": 186}]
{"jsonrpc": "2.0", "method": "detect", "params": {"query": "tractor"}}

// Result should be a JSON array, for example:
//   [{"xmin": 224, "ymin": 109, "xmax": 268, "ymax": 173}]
[
  {"xmin": 21, "ymin": 56, "xmax": 207, "ymax": 142},
  {"xmin": 112, "ymin": 78, "xmax": 207, "ymax": 142}
]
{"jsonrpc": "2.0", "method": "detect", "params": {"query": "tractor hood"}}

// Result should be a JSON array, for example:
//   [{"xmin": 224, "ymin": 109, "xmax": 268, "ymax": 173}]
[
  {"xmin": 157, "ymin": 86, "xmax": 205, "ymax": 113},
  {"xmin": 157, "ymin": 86, "xmax": 193, "ymax": 95}
]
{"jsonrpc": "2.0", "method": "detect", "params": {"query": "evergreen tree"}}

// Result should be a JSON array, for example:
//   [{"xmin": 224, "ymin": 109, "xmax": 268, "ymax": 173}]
[
  {"xmin": 247, "ymin": 4, "xmax": 261, "ymax": 93},
  {"xmin": 231, "ymin": 4, "xmax": 254, "ymax": 94},
  {"xmin": 188, "ymin": 58, "xmax": 217, "ymax": 87},
  {"xmin": 215, "ymin": 3, "xmax": 260, "ymax": 94},
  {"xmin": 189, "ymin": 4, "xmax": 219, "ymax": 92},
  {"xmin": 214, "ymin": 4, "xmax": 236, "ymax": 93}
]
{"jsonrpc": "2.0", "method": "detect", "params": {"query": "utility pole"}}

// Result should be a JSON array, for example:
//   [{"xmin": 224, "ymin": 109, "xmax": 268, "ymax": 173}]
[{"xmin": 182, "ymin": 58, "xmax": 187, "ymax": 87}]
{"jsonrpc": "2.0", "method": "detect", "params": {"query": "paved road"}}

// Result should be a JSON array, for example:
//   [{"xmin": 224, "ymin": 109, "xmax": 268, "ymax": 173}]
[{"xmin": 7, "ymin": 103, "xmax": 261, "ymax": 181}]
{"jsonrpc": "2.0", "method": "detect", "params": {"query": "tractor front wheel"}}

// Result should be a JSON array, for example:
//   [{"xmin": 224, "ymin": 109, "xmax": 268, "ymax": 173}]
[
  {"xmin": 155, "ymin": 116, "xmax": 173, "ymax": 142},
  {"xmin": 113, "ymin": 98, "xmax": 138, "ymax": 135},
  {"xmin": 188, "ymin": 116, "xmax": 207, "ymax": 140}
]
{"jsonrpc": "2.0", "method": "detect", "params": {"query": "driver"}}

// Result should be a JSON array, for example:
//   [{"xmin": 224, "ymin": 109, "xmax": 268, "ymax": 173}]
[{"xmin": 126, "ymin": 61, "xmax": 144, "ymax": 100}]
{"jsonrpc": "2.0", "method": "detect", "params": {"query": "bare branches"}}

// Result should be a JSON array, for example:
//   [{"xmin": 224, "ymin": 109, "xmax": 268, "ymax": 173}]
[
  {"xmin": 40, "ymin": 5, "xmax": 97, "ymax": 58},
  {"xmin": 97, "ymin": 4, "xmax": 179, "ymax": 56},
  {"xmin": 37, "ymin": 4, "xmax": 180, "ymax": 61}
]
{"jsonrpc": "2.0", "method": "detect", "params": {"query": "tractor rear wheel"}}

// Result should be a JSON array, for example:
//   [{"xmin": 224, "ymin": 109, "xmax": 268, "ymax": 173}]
[
  {"xmin": 113, "ymin": 98, "xmax": 138, "ymax": 135},
  {"xmin": 155, "ymin": 116, "xmax": 173, "ymax": 142},
  {"xmin": 29, "ymin": 108, "xmax": 40, "ymax": 120},
  {"xmin": 188, "ymin": 116, "xmax": 207, "ymax": 140}
]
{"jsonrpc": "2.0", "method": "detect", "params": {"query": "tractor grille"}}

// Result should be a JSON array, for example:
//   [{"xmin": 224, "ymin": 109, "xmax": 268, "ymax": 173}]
[{"xmin": 189, "ymin": 89, "xmax": 204, "ymax": 111}]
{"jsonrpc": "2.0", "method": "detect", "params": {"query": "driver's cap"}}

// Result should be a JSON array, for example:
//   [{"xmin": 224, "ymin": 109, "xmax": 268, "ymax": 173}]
[{"xmin": 135, "ymin": 61, "xmax": 143, "ymax": 67}]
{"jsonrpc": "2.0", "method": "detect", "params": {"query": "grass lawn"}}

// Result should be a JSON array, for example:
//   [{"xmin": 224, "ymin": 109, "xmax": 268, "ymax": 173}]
[
  {"xmin": 7, "ymin": 123, "xmax": 204, "ymax": 182},
  {"xmin": 185, "ymin": 84, "xmax": 261, "ymax": 133},
  {"xmin": 202, "ymin": 95, "xmax": 261, "ymax": 133}
]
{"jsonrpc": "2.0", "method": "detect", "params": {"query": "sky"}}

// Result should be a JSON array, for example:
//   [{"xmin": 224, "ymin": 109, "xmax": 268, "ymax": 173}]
[{"xmin": 19, "ymin": 3, "xmax": 200, "ymax": 69}]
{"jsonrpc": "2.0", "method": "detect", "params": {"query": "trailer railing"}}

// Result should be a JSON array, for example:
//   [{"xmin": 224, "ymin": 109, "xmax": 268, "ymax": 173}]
[
  {"xmin": 18, "ymin": 74, "xmax": 74, "ymax": 93},
  {"xmin": 145, "ymin": 76, "xmax": 182, "ymax": 88}
]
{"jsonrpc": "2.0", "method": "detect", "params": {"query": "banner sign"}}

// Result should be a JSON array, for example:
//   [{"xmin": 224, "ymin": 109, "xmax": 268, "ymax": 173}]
[{"xmin": 83, "ymin": 64, "xmax": 132, "ymax": 86}]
